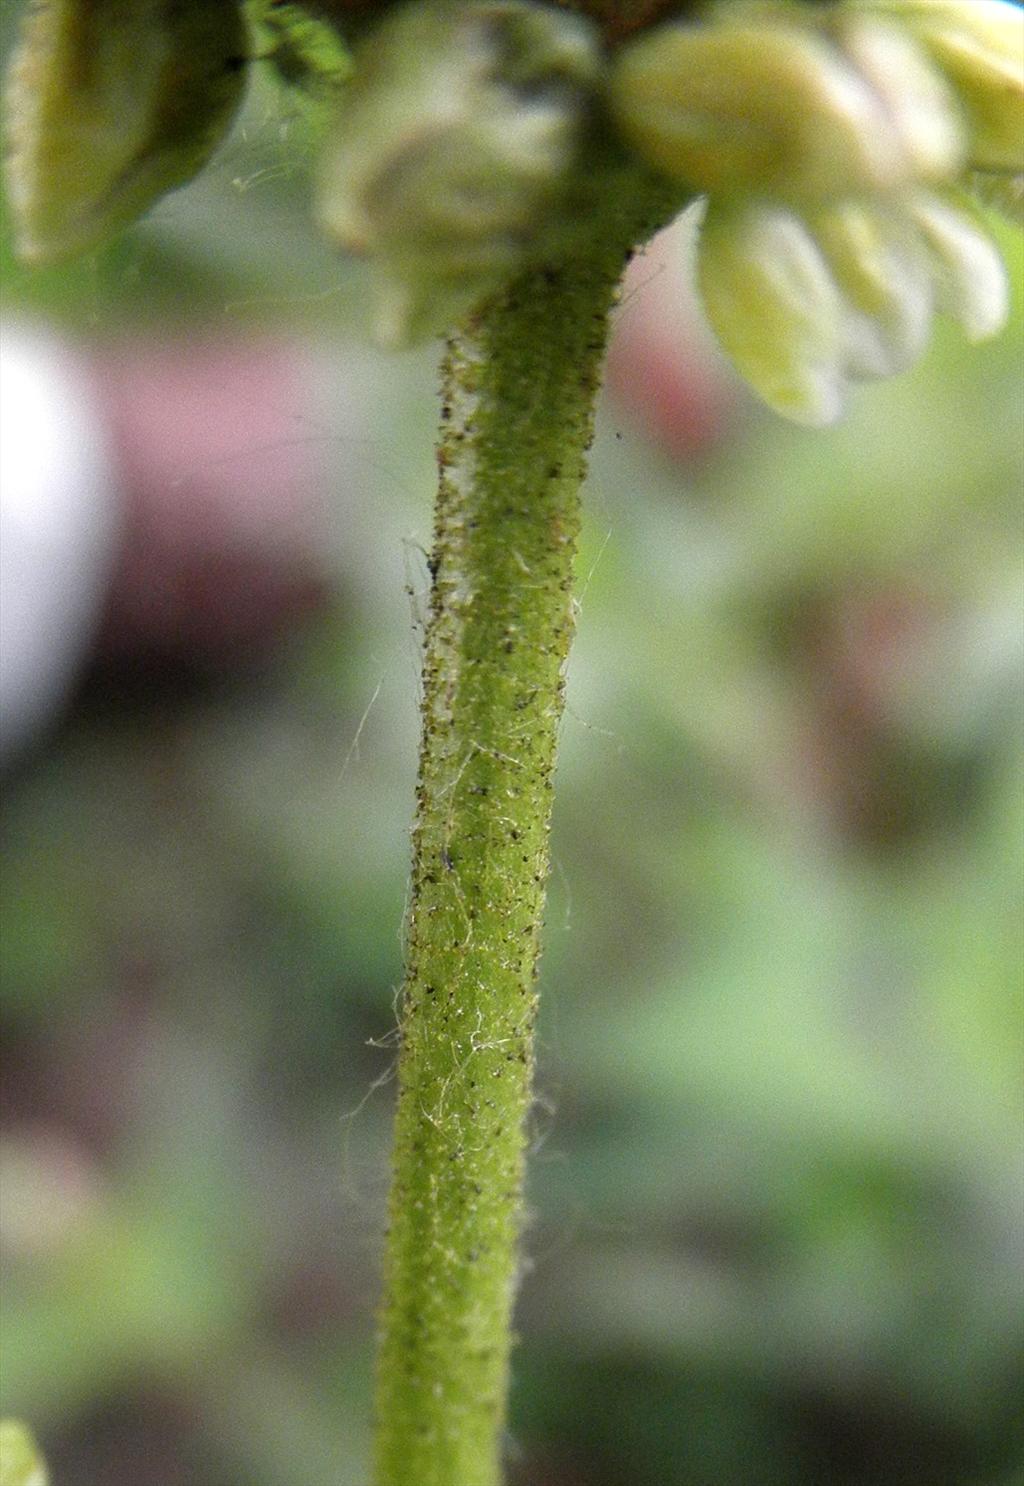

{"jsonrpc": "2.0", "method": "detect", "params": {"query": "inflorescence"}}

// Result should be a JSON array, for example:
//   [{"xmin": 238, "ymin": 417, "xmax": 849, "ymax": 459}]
[{"xmin": 4, "ymin": 0, "xmax": 1022, "ymax": 422}]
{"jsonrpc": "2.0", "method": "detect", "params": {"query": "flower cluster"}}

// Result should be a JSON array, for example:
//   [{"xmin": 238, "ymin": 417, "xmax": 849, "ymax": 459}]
[
  {"xmin": 612, "ymin": 0, "xmax": 1024, "ymax": 422},
  {"xmin": 3, "ymin": 0, "xmax": 1021, "ymax": 421}
]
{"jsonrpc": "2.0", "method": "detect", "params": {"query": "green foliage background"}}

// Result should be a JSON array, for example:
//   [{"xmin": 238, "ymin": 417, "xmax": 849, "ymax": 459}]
[{"xmin": 1, "ymin": 22, "xmax": 1021, "ymax": 1485}]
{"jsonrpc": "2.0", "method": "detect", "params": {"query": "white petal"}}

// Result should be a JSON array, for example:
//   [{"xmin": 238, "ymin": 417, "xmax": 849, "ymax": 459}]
[
  {"xmin": 811, "ymin": 202, "xmax": 935, "ymax": 379},
  {"xmin": 840, "ymin": 18, "xmax": 964, "ymax": 181},
  {"xmin": 697, "ymin": 202, "xmax": 848, "ymax": 425},
  {"xmin": 907, "ymin": 191, "xmax": 1010, "ymax": 340}
]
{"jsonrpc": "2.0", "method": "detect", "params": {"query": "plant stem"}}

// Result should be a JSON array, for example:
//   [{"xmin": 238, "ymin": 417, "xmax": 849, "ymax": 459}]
[{"xmin": 372, "ymin": 186, "xmax": 677, "ymax": 1486}]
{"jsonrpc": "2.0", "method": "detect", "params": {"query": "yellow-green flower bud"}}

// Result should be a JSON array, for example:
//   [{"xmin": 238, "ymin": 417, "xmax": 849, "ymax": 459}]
[
  {"xmin": 906, "ymin": 189, "xmax": 1009, "ymax": 340},
  {"xmin": 3, "ymin": 0, "xmax": 249, "ymax": 265},
  {"xmin": 697, "ymin": 200, "xmax": 848, "ymax": 424},
  {"xmin": 611, "ymin": 19, "xmax": 912, "ymax": 202},
  {"xmin": 811, "ymin": 200, "xmax": 934, "ymax": 377},
  {"xmin": 316, "ymin": 0, "xmax": 600, "ymax": 344},
  {"xmin": 0, "ymin": 1421, "xmax": 48, "ymax": 1486},
  {"xmin": 695, "ymin": 184, "xmax": 1010, "ymax": 423},
  {"xmin": 858, "ymin": 0, "xmax": 1024, "ymax": 171}
]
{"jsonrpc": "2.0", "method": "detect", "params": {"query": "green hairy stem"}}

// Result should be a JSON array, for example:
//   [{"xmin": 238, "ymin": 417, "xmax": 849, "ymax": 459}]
[{"xmin": 373, "ymin": 182, "xmax": 678, "ymax": 1486}]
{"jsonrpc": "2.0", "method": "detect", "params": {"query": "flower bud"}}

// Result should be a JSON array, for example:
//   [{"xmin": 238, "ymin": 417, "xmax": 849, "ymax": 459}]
[
  {"xmin": 861, "ymin": 0, "xmax": 1024, "ymax": 171},
  {"xmin": 811, "ymin": 201, "xmax": 934, "ymax": 378},
  {"xmin": 611, "ymin": 19, "xmax": 909, "ymax": 202},
  {"xmin": 906, "ymin": 190, "xmax": 1009, "ymax": 340},
  {"xmin": 3, "ymin": 0, "xmax": 249, "ymax": 265},
  {"xmin": 316, "ymin": 0, "xmax": 600, "ymax": 344},
  {"xmin": 697, "ymin": 201, "xmax": 848, "ymax": 425}
]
